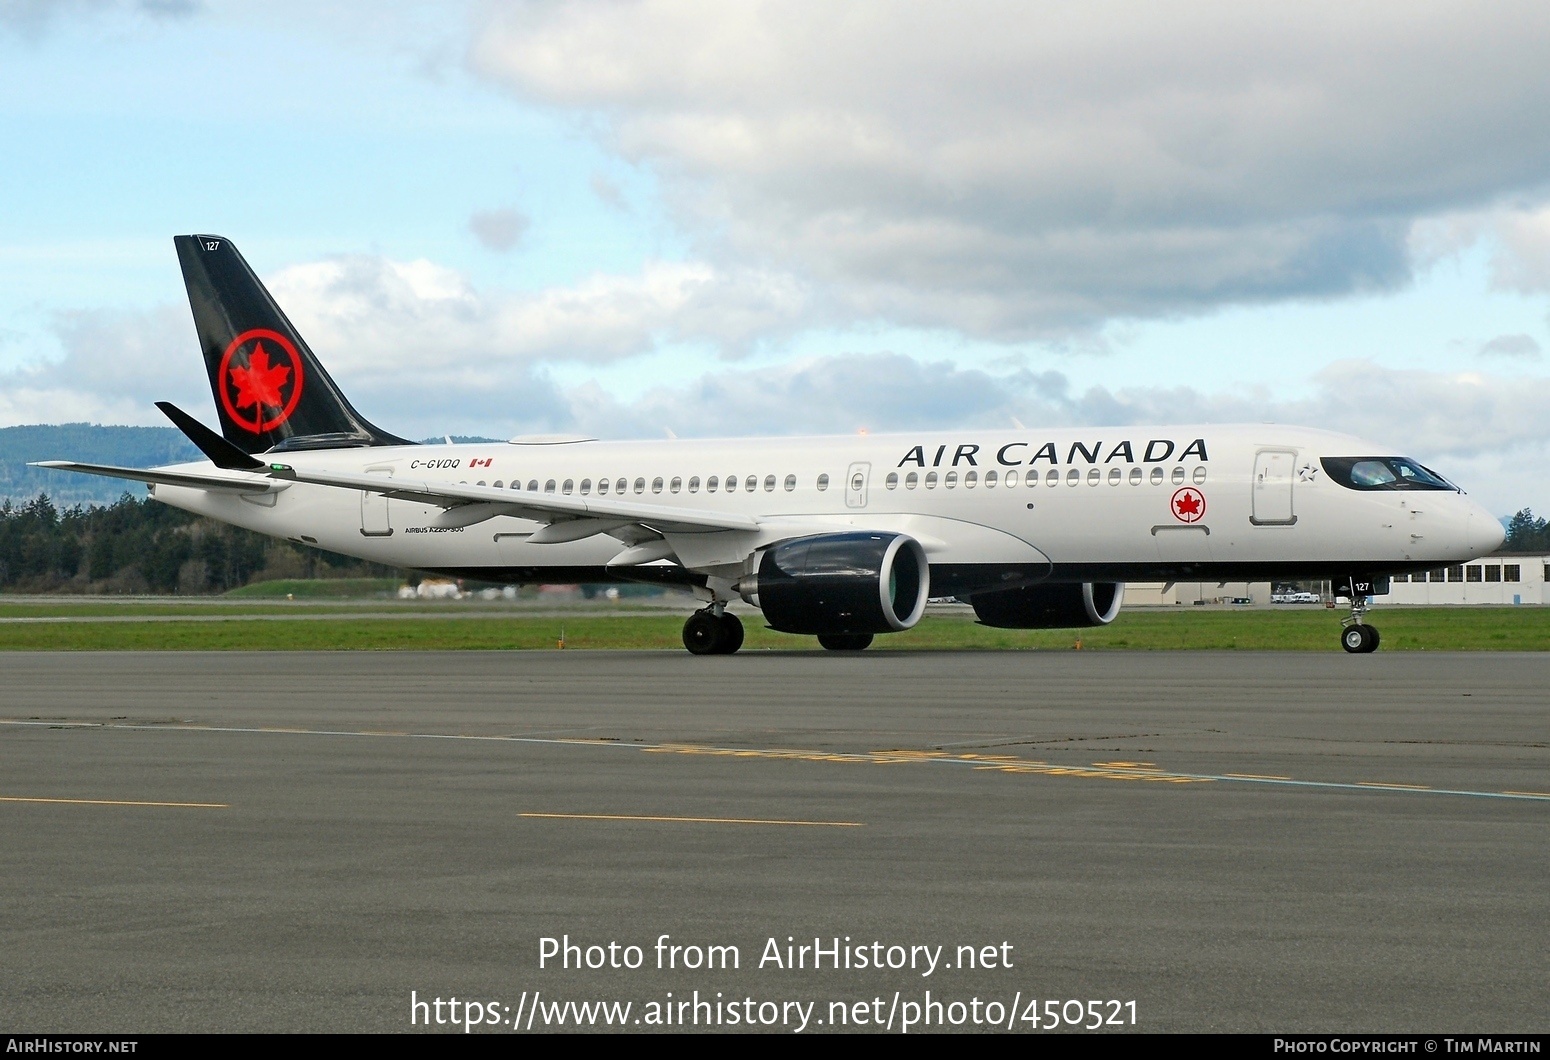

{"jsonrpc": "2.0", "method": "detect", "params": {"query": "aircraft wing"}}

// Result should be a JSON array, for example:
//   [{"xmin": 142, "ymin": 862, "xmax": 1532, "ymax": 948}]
[
  {"xmin": 30, "ymin": 460, "xmax": 281, "ymax": 495},
  {"xmin": 264, "ymin": 463, "xmax": 761, "ymax": 536}
]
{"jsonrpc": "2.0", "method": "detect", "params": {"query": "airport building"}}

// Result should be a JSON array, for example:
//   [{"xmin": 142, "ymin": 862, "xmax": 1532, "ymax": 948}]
[
  {"xmin": 1384, "ymin": 552, "xmax": 1548, "ymax": 606},
  {"xmin": 1126, "ymin": 551, "xmax": 1549, "ymax": 607},
  {"xmin": 1126, "ymin": 581, "xmax": 1272, "ymax": 607}
]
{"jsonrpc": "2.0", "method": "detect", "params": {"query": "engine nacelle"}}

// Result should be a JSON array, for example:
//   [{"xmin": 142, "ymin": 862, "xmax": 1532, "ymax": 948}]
[
  {"xmin": 738, "ymin": 532, "xmax": 930, "ymax": 636},
  {"xmin": 969, "ymin": 582, "xmax": 1124, "ymax": 629}
]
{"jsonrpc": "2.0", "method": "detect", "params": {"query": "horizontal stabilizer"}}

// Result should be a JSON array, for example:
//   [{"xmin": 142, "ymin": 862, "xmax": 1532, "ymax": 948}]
[
  {"xmin": 155, "ymin": 401, "xmax": 264, "ymax": 470},
  {"xmin": 30, "ymin": 461, "xmax": 282, "ymax": 495}
]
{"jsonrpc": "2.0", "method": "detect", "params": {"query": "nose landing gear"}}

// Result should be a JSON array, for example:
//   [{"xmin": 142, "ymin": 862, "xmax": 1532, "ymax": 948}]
[
  {"xmin": 1338, "ymin": 590, "xmax": 1380, "ymax": 654},
  {"xmin": 682, "ymin": 605, "xmax": 744, "ymax": 655}
]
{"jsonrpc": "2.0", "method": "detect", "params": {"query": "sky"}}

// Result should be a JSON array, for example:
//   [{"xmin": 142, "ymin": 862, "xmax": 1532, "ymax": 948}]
[{"xmin": 1, "ymin": 0, "xmax": 1548, "ymax": 516}]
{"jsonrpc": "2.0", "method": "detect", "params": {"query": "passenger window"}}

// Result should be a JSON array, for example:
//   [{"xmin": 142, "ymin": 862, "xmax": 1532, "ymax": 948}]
[
  {"xmin": 633, "ymin": 477, "xmax": 645, "ymax": 494},
  {"xmin": 784, "ymin": 474, "xmax": 796, "ymax": 491},
  {"xmin": 1066, "ymin": 469, "xmax": 1080, "ymax": 486},
  {"xmin": 1193, "ymin": 466, "xmax": 1207, "ymax": 484},
  {"xmin": 885, "ymin": 472, "xmax": 899, "ymax": 490},
  {"xmin": 746, "ymin": 475, "xmax": 758, "ymax": 492},
  {"xmin": 560, "ymin": 479, "xmax": 572, "ymax": 494},
  {"xmin": 615, "ymin": 478, "xmax": 627, "ymax": 494},
  {"xmin": 817, "ymin": 473, "xmax": 830, "ymax": 491},
  {"xmin": 964, "ymin": 470, "xmax": 977, "ymax": 488},
  {"xmin": 945, "ymin": 470, "xmax": 958, "ymax": 488},
  {"xmin": 1171, "ymin": 467, "xmax": 1185, "ymax": 484},
  {"xmin": 544, "ymin": 479, "xmax": 556, "ymax": 493},
  {"xmin": 985, "ymin": 470, "xmax": 998, "ymax": 488},
  {"xmin": 493, "ymin": 480, "xmax": 503, "ymax": 489},
  {"xmin": 1150, "ymin": 467, "xmax": 1164, "ymax": 485},
  {"xmin": 1108, "ymin": 468, "xmax": 1121, "ymax": 485},
  {"xmin": 1087, "ymin": 468, "xmax": 1100, "ymax": 486},
  {"xmin": 578, "ymin": 479, "xmax": 589, "ymax": 495},
  {"xmin": 670, "ymin": 476, "xmax": 681, "ymax": 493},
  {"xmin": 925, "ymin": 471, "xmax": 938, "ymax": 489},
  {"xmin": 725, "ymin": 475, "xmax": 737, "ymax": 493},
  {"xmin": 906, "ymin": 471, "xmax": 919, "ymax": 489},
  {"xmin": 1045, "ymin": 469, "xmax": 1058, "ymax": 487},
  {"xmin": 527, "ymin": 479, "xmax": 539, "ymax": 492},
  {"xmin": 707, "ymin": 475, "xmax": 719, "ymax": 492},
  {"xmin": 763, "ymin": 474, "xmax": 776, "ymax": 492},
  {"xmin": 652, "ymin": 477, "xmax": 664, "ymax": 494},
  {"xmin": 688, "ymin": 476, "xmax": 700, "ymax": 493},
  {"xmin": 597, "ymin": 478, "xmax": 609, "ymax": 495},
  {"xmin": 1129, "ymin": 467, "xmax": 1142, "ymax": 485}
]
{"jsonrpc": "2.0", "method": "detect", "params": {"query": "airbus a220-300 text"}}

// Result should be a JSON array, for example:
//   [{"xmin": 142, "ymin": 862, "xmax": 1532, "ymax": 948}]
[{"xmin": 38, "ymin": 235, "xmax": 1506, "ymax": 654}]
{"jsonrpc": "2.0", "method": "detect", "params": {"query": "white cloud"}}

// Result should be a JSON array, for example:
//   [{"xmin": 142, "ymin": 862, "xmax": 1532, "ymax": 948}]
[
  {"xmin": 468, "ymin": 208, "xmax": 531, "ymax": 252},
  {"xmin": 1489, "ymin": 205, "xmax": 1550, "ymax": 293},
  {"xmin": 0, "ymin": 0, "xmax": 197, "ymax": 37},
  {"xmin": 265, "ymin": 252, "xmax": 813, "ymax": 372},
  {"xmin": 1478, "ymin": 333, "xmax": 1542, "ymax": 359},
  {"xmin": 470, "ymin": 1, "xmax": 1550, "ymax": 335},
  {"xmin": 0, "ymin": 306, "xmax": 208, "ymax": 425}
]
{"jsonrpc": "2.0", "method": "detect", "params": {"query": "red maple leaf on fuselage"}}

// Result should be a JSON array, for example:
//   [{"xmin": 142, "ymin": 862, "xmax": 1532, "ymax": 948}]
[
  {"xmin": 228, "ymin": 342, "xmax": 291, "ymax": 410},
  {"xmin": 1175, "ymin": 491, "xmax": 1202, "ymax": 516}
]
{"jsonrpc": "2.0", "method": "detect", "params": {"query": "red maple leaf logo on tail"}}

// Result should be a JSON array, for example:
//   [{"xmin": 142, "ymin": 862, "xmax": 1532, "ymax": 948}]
[
  {"xmin": 218, "ymin": 329, "xmax": 305, "ymax": 433},
  {"xmin": 228, "ymin": 342, "xmax": 291, "ymax": 410}
]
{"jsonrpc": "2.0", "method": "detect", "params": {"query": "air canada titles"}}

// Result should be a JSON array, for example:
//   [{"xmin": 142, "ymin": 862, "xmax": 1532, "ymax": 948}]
[{"xmin": 896, "ymin": 437, "xmax": 1209, "ymax": 468}]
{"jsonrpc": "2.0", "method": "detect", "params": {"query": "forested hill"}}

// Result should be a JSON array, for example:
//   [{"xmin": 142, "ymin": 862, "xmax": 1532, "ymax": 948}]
[{"xmin": 0, "ymin": 424, "xmax": 200, "ymax": 506}]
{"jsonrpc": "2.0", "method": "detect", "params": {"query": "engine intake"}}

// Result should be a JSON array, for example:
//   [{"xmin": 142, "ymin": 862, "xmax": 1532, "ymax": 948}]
[
  {"xmin": 739, "ymin": 532, "xmax": 930, "ymax": 635},
  {"xmin": 970, "ymin": 582, "xmax": 1124, "ymax": 629}
]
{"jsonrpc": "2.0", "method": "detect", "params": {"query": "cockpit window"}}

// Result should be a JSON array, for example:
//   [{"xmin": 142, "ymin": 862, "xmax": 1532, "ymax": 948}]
[{"xmin": 1321, "ymin": 457, "xmax": 1456, "ymax": 492}]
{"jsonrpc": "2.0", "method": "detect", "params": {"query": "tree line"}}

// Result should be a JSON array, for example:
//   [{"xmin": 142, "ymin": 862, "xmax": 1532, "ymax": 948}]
[
  {"xmin": 0, "ymin": 493, "xmax": 394, "ymax": 594},
  {"xmin": 1503, "ymin": 509, "xmax": 1550, "ymax": 553}
]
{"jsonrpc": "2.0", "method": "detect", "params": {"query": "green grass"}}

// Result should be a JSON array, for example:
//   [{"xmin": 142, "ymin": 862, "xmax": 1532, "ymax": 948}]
[
  {"xmin": 222, "ymin": 578, "xmax": 404, "ymax": 598},
  {"xmin": 0, "ymin": 605, "xmax": 1545, "ymax": 651}
]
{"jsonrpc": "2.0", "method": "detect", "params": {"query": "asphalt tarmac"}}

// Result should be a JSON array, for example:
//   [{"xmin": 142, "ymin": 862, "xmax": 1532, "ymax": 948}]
[{"xmin": 2, "ymin": 650, "xmax": 1546, "ymax": 1034}]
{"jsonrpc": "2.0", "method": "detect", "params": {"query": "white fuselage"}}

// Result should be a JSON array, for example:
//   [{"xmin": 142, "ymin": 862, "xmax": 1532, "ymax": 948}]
[{"xmin": 147, "ymin": 424, "xmax": 1504, "ymax": 596}]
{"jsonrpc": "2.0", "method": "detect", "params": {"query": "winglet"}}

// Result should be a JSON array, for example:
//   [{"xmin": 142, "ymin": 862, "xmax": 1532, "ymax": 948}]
[{"xmin": 155, "ymin": 401, "xmax": 265, "ymax": 470}]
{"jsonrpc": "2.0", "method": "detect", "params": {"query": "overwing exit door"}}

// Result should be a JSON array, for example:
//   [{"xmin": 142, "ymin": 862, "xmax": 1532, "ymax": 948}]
[
  {"xmin": 845, "ymin": 462, "xmax": 870, "ymax": 509},
  {"xmin": 360, "ymin": 467, "xmax": 394, "ymax": 536}
]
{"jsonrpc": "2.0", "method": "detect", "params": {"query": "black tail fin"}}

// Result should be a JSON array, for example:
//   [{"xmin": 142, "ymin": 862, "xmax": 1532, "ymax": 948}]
[{"xmin": 174, "ymin": 234, "xmax": 413, "ymax": 454}]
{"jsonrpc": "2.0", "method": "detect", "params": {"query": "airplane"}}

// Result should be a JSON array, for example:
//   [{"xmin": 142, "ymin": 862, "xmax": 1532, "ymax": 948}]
[{"xmin": 36, "ymin": 234, "xmax": 1507, "ymax": 655}]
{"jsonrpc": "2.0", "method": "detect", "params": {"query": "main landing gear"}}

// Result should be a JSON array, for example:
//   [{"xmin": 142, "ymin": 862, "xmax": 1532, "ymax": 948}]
[
  {"xmin": 682, "ymin": 606, "xmax": 744, "ymax": 655},
  {"xmin": 1339, "ymin": 595, "xmax": 1380, "ymax": 654}
]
